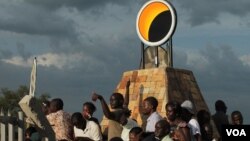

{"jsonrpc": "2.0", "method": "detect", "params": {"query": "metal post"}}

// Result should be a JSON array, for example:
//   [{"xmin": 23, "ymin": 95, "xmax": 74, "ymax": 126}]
[
  {"xmin": 18, "ymin": 111, "xmax": 24, "ymax": 141},
  {"xmin": 141, "ymin": 42, "xmax": 145, "ymax": 69},
  {"xmin": 169, "ymin": 38, "xmax": 173, "ymax": 67},
  {"xmin": 8, "ymin": 110, "xmax": 14, "ymax": 141},
  {"xmin": 0, "ymin": 109, "xmax": 6, "ymax": 141},
  {"xmin": 154, "ymin": 46, "xmax": 159, "ymax": 67}
]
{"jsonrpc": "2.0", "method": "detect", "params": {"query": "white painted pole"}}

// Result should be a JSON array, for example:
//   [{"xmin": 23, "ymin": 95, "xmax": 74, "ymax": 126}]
[
  {"xmin": 8, "ymin": 110, "xmax": 14, "ymax": 141},
  {"xmin": 18, "ymin": 111, "xmax": 24, "ymax": 141},
  {"xmin": 0, "ymin": 109, "xmax": 6, "ymax": 141}
]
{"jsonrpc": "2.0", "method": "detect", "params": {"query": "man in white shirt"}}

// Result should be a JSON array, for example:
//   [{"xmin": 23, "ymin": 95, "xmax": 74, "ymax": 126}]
[
  {"xmin": 119, "ymin": 109, "xmax": 139, "ymax": 141},
  {"xmin": 142, "ymin": 96, "xmax": 162, "ymax": 133},
  {"xmin": 71, "ymin": 112, "xmax": 102, "ymax": 141},
  {"xmin": 181, "ymin": 100, "xmax": 202, "ymax": 141}
]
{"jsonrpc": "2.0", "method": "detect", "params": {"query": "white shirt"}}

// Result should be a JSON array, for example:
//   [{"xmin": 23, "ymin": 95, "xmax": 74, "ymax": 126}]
[
  {"xmin": 121, "ymin": 118, "xmax": 138, "ymax": 141},
  {"xmin": 188, "ymin": 118, "xmax": 201, "ymax": 141},
  {"xmin": 162, "ymin": 135, "xmax": 173, "ymax": 141},
  {"xmin": 146, "ymin": 112, "xmax": 162, "ymax": 132},
  {"xmin": 74, "ymin": 120, "xmax": 102, "ymax": 141}
]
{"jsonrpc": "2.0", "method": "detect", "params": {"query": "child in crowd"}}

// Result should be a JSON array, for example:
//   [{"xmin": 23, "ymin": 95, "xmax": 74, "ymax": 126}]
[
  {"xmin": 71, "ymin": 112, "xmax": 102, "ymax": 141},
  {"xmin": 231, "ymin": 110, "xmax": 243, "ymax": 125}
]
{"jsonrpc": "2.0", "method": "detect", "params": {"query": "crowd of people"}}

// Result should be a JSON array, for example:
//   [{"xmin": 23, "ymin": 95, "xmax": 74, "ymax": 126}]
[{"xmin": 25, "ymin": 81, "xmax": 244, "ymax": 141}]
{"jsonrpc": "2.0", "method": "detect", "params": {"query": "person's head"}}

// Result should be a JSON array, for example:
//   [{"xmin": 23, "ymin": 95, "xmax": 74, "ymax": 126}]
[
  {"xmin": 110, "ymin": 93, "xmax": 124, "ymax": 109},
  {"xmin": 25, "ymin": 126, "xmax": 37, "ymax": 139},
  {"xmin": 215, "ymin": 100, "xmax": 227, "ymax": 113},
  {"xmin": 129, "ymin": 127, "xmax": 143, "ymax": 141},
  {"xmin": 181, "ymin": 100, "xmax": 195, "ymax": 122},
  {"xmin": 197, "ymin": 109, "xmax": 211, "ymax": 126},
  {"xmin": 165, "ymin": 101, "xmax": 182, "ymax": 121},
  {"xmin": 41, "ymin": 100, "xmax": 50, "ymax": 115},
  {"xmin": 154, "ymin": 120, "xmax": 171, "ymax": 140},
  {"xmin": 231, "ymin": 110, "xmax": 243, "ymax": 125},
  {"xmin": 71, "ymin": 112, "xmax": 86, "ymax": 130},
  {"xmin": 82, "ymin": 102, "xmax": 96, "ymax": 119},
  {"xmin": 49, "ymin": 98, "xmax": 63, "ymax": 113},
  {"xmin": 119, "ymin": 108, "xmax": 131, "ymax": 126},
  {"xmin": 142, "ymin": 96, "xmax": 158, "ymax": 115}
]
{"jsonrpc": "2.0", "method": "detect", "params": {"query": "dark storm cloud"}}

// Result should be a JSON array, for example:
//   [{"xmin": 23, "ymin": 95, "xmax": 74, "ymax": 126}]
[
  {"xmin": 174, "ymin": 45, "xmax": 250, "ymax": 122},
  {"xmin": 0, "ymin": 62, "xmax": 30, "ymax": 89},
  {"xmin": 16, "ymin": 43, "xmax": 31, "ymax": 60},
  {"xmin": 0, "ymin": 0, "xmax": 77, "ymax": 39},
  {"xmin": 175, "ymin": 45, "xmax": 250, "ymax": 93},
  {"xmin": 196, "ymin": 45, "xmax": 250, "ymax": 122},
  {"xmin": 24, "ymin": 0, "xmax": 132, "ymax": 11},
  {"xmin": 175, "ymin": 0, "xmax": 250, "ymax": 26}
]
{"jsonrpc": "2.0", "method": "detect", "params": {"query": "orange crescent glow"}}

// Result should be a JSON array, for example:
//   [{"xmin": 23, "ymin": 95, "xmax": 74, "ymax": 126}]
[{"xmin": 138, "ymin": 2, "xmax": 169, "ymax": 41}]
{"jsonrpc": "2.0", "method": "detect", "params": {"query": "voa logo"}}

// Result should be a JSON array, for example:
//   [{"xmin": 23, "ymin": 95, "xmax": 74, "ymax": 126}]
[{"xmin": 226, "ymin": 129, "xmax": 246, "ymax": 136}]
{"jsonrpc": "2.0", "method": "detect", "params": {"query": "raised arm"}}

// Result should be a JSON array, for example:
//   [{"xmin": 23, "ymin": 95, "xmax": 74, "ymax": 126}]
[
  {"xmin": 123, "ymin": 79, "xmax": 130, "ymax": 108},
  {"xmin": 92, "ymin": 92, "xmax": 115, "ymax": 120}
]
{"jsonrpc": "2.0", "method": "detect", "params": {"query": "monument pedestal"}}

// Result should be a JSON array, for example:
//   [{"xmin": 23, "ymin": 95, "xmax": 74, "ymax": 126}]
[{"xmin": 101, "ymin": 67, "xmax": 219, "ymax": 139}]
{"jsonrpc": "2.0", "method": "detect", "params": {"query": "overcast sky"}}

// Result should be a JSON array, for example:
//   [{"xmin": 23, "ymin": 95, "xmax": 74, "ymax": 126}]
[{"xmin": 1, "ymin": 0, "xmax": 250, "ymax": 123}]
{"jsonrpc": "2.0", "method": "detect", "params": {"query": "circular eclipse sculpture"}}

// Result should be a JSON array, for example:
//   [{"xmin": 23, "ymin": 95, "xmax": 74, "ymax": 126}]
[{"xmin": 136, "ymin": 0, "xmax": 177, "ymax": 47}]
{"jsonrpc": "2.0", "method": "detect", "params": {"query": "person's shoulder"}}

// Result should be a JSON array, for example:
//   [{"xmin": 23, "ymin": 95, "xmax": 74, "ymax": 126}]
[
  {"xmin": 87, "ymin": 120, "xmax": 99, "ymax": 128},
  {"xmin": 162, "ymin": 135, "xmax": 173, "ymax": 141},
  {"xmin": 30, "ymin": 132, "xmax": 42, "ymax": 141},
  {"xmin": 151, "ymin": 112, "xmax": 162, "ymax": 119},
  {"xmin": 125, "ymin": 118, "xmax": 138, "ymax": 127},
  {"xmin": 89, "ymin": 117, "xmax": 99, "ymax": 124},
  {"xmin": 112, "ymin": 108, "xmax": 124, "ymax": 116},
  {"xmin": 189, "ymin": 118, "xmax": 199, "ymax": 124},
  {"xmin": 128, "ymin": 118, "xmax": 138, "ymax": 124},
  {"xmin": 61, "ymin": 110, "xmax": 71, "ymax": 115},
  {"xmin": 156, "ymin": 112, "xmax": 162, "ymax": 118}
]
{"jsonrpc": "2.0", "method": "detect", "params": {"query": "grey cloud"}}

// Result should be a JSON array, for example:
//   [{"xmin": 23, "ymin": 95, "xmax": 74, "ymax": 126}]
[
  {"xmin": 0, "ymin": 62, "xmax": 30, "ymax": 88},
  {"xmin": 24, "ymin": 0, "xmax": 132, "ymax": 11},
  {"xmin": 0, "ymin": 1, "xmax": 77, "ymax": 39},
  {"xmin": 16, "ymin": 42, "xmax": 31, "ymax": 60},
  {"xmin": 174, "ymin": 45, "xmax": 250, "ymax": 122},
  {"xmin": 0, "ymin": 49, "xmax": 13, "ymax": 59},
  {"xmin": 174, "ymin": 0, "xmax": 250, "ymax": 26},
  {"xmin": 175, "ymin": 45, "xmax": 250, "ymax": 91}
]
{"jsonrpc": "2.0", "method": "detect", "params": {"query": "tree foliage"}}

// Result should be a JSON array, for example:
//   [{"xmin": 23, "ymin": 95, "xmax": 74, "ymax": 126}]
[{"xmin": 0, "ymin": 85, "xmax": 50, "ymax": 115}]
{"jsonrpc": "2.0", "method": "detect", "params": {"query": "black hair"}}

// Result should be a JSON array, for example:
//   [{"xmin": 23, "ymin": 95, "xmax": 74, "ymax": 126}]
[
  {"xmin": 51, "ymin": 98, "xmax": 64, "ymax": 110},
  {"xmin": 158, "ymin": 119, "xmax": 170, "ymax": 127},
  {"xmin": 112, "ymin": 93, "xmax": 124, "ymax": 102},
  {"xmin": 144, "ymin": 96, "xmax": 158, "ymax": 111},
  {"xmin": 111, "ymin": 93, "xmax": 124, "ymax": 107},
  {"xmin": 129, "ymin": 126, "xmax": 143, "ymax": 135},
  {"xmin": 215, "ymin": 100, "xmax": 227, "ymax": 112},
  {"xmin": 83, "ymin": 102, "xmax": 96, "ymax": 114},
  {"xmin": 165, "ymin": 101, "xmax": 182, "ymax": 117},
  {"xmin": 25, "ymin": 126, "xmax": 37, "ymax": 137},
  {"xmin": 71, "ymin": 112, "xmax": 86, "ymax": 130},
  {"xmin": 231, "ymin": 110, "xmax": 243, "ymax": 119},
  {"xmin": 197, "ymin": 109, "xmax": 211, "ymax": 125},
  {"xmin": 156, "ymin": 119, "xmax": 171, "ymax": 135}
]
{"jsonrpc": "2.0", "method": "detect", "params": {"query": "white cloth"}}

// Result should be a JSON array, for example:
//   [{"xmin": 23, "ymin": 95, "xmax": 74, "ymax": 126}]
[
  {"xmin": 188, "ymin": 118, "xmax": 201, "ymax": 141},
  {"xmin": 162, "ymin": 135, "xmax": 173, "ymax": 141},
  {"xmin": 74, "ymin": 120, "xmax": 102, "ymax": 141},
  {"xmin": 121, "ymin": 118, "xmax": 138, "ymax": 141},
  {"xmin": 146, "ymin": 112, "xmax": 162, "ymax": 132}
]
